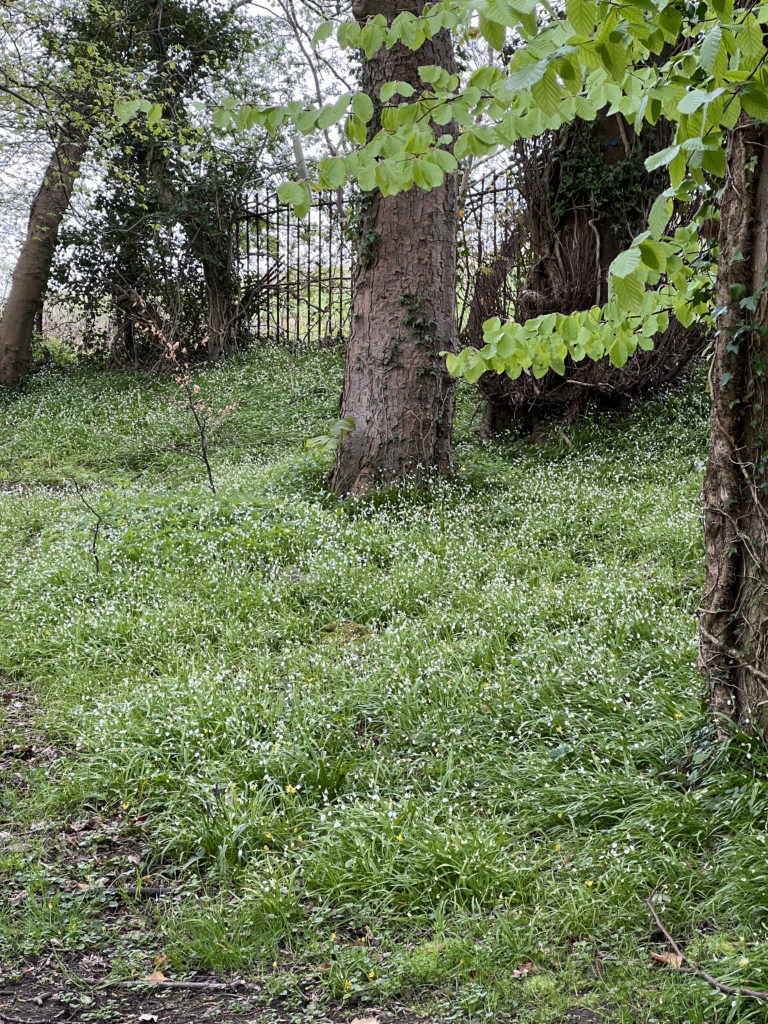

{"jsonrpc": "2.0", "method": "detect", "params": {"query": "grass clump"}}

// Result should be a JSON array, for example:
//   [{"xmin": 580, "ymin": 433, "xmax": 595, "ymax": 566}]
[{"xmin": 1, "ymin": 353, "xmax": 766, "ymax": 1022}]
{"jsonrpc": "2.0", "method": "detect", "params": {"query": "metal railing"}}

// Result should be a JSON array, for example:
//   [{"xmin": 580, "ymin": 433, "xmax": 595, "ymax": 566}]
[
  {"xmin": 236, "ymin": 189, "xmax": 353, "ymax": 348},
  {"xmin": 236, "ymin": 172, "xmax": 517, "ymax": 349}
]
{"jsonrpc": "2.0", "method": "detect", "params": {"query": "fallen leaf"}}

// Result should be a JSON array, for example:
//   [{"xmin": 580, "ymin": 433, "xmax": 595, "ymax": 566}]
[
  {"xmin": 350, "ymin": 1017, "xmax": 379, "ymax": 1024},
  {"xmin": 138, "ymin": 1015, "xmax": 158, "ymax": 1022},
  {"xmin": 153, "ymin": 956, "xmax": 169, "ymax": 969},
  {"xmin": 512, "ymin": 962, "xmax": 538, "ymax": 979},
  {"xmin": 127, "ymin": 854, "xmax": 142, "ymax": 865},
  {"xmin": 76, "ymin": 883, "xmax": 89, "ymax": 890},
  {"xmin": 319, "ymin": 963, "xmax": 330, "ymax": 970},
  {"xmin": 141, "ymin": 971, "xmax": 168, "ymax": 983},
  {"xmin": 651, "ymin": 951, "xmax": 684, "ymax": 969}
]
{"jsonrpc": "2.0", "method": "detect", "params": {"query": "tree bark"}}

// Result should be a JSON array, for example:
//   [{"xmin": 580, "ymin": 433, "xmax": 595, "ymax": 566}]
[
  {"xmin": 0, "ymin": 132, "xmax": 86, "ymax": 385},
  {"xmin": 331, "ymin": 0, "xmax": 458, "ymax": 496},
  {"xmin": 700, "ymin": 115, "xmax": 768, "ymax": 733}
]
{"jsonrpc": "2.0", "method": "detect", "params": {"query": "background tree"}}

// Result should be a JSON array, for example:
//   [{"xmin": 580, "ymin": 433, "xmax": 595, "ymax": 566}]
[
  {"xmin": 0, "ymin": 0, "xmax": 130, "ymax": 385},
  {"xmin": 50, "ymin": 5, "xmax": 292, "ymax": 365}
]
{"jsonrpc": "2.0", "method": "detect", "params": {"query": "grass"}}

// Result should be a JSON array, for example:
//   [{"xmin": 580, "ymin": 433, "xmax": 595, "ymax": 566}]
[{"xmin": 0, "ymin": 351, "xmax": 766, "ymax": 1022}]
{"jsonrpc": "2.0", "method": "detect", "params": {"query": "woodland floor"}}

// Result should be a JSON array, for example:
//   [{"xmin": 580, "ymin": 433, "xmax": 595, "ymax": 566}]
[{"xmin": 0, "ymin": 351, "xmax": 765, "ymax": 1023}]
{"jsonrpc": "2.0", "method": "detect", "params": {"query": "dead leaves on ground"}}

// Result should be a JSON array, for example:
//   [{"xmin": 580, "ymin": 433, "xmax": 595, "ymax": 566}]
[{"xmin": 651, "ymin": 951, "xmax": 684, "ymax": 969}]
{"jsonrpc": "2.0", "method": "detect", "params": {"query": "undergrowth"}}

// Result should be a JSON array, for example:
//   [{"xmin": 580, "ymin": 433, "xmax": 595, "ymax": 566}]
[{"xmin": 0, "ymin": 352, "xmax": 765, "ymax": 1022}]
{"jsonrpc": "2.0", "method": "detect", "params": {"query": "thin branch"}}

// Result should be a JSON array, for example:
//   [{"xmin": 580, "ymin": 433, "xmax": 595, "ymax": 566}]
[
  {"xmin": 70, "ymin": 479, "xmax": 104, "ymax": 575},
  {"xmin": 647, "ymin": 882, "xmax": 768, "ymax": 1004}
]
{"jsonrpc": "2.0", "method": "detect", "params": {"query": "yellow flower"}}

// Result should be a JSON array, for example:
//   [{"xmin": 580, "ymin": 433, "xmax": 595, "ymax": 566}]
[
  {"xmin": 48, "ymin": 903, "xmax": 52, "ymax": 909},
  {"xmin": 397, "ymin": 834, "xmax": 403, "ymax": 841},
  {"xmin": 555, "ymin": 844, "xmax": 561, "ymax": 851},
  {"xmin": 556, "ymin": 726, "xmax": 562, "ymax": 733},
  {"xmin": 740, "ymin": 957, "xmax": 750, "ymax": 967},
  {"xmin": 369, "ymin": 971, "xmax": 375, "ymax": 978},
  {"xmin": 286, "ymin": 784, "xmax": 297, "ymax": 794},
  {"xmin": 344, "ymin": 980, "xmax": 352, "ymax": 990},
  {"xmin": 266, "ymin": 833, "xmax": 272, "ymax": 839},
  {"xmin": 558, "ymin": 813, "xmax": 563, "ymax": 818},
  {"xmin": 675, "ymin": 713, "xmax": 682, "ymax": 719},
  {"xmin": 122, "ymin": 803, "xmax": 129, "ymax": 810},
  {"xmin": 331, "ymin": 933, "xmax": 336, "ymax": 940},
  {"xmin": 264, "ymin": 845, "xmax": 269, "ymax": 850},
  {"xmin": 586, "ymin": 880, "xmax": 593, "ymax": 887},
  {"xmin": 273, "ymin": 961, "xmax": 277, "ymax": 968}
]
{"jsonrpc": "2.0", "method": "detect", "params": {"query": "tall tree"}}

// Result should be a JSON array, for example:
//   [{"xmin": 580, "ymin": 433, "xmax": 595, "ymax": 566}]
[
  {"xmin": 0, "ymin": 129, "xmax": 86, "ymax": 384},
  {"xmin": 701, "ymin": 116, "xmax": 768, "ymax": 731},
  {"xmin": 330, "ymin": 0, "xmax": 458, "ymax": 496}
]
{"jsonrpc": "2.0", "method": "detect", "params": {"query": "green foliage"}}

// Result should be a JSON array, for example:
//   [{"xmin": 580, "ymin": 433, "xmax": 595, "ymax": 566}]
[
  {"xmin": 4, "ymin": 357, "xmax": 768, "ymax": 1019},
  {"xmin": 305, "ymin": 417, "xmax": 355, "ymax": 453},
  {"xmin": 173, "ymin": 0, "xmax": 768, "ymax": 386}
]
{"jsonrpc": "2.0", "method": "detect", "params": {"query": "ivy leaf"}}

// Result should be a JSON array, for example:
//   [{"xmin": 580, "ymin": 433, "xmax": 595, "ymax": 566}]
[{"xmin": 147, "ymin": 102, "xmax": 163, "ymax": 126}]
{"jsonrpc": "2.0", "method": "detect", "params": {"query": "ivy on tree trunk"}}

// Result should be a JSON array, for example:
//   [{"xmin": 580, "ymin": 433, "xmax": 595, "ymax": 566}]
[
  {"xmin": 701, "ymin": 116, "xmax": 768, "ymax": 732},
  {"xmin": 331, "ymin": 0, "xmax": 458, "ymax": 496}
]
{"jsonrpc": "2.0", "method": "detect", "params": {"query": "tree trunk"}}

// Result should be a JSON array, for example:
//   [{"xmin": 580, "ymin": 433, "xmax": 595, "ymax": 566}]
[
  {"xmin": 202, "ymin": 262, "xmax": 239, "ymax": 362},
  {"xmin": 0, "ymin": 133, "xmax": 86, "ymax": 385},
  {"xmin": 700, "ymin": 115, "xmax": 768, "ymax": 733},
  {"xmin": 331, "ymin": 0, "xmax": 458, "ymax": 496}
]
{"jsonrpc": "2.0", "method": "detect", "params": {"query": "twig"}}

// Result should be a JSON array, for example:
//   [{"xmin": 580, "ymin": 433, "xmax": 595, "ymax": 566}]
[
  {"xmin": 647, "ymin": 881, "xmax": 768, "ymax": 1003},
  {"xmin": 0, "ymin": 1014, "xmax": 47, "ymax": 1024},
  {"xmin": 70, "ymin": 479, "xmax": 104, "ymax": 575},
  {"xmin": 97, "ymin": 980, "xmax": 235, "ymax": 992}
]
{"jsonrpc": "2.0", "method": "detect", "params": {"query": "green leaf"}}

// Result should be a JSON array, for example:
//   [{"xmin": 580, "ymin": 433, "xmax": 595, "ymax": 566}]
[
  {"xmin": 277, "ymin": 181, "xmax": 308, "ymax": 206},
  {"xmin": 345, "ymin": 115, "xmax": 368, "ymax": 146},
  {"xmin": 530, "ymin": 65, "xmax": 563, "ymax": 118},
  {"xmin": 609, "ymin": 247, "xmax": 642, "ymax": 278},
  {"xmin": 479, "ymin": 15, "xmax": 507, "ymax": 50},
  {"xmin": 645, "ymin": 144, "xmax": 680, "ymax": 171},
  {"xmin": 312, "ymin": 21, "xmax": 334, "ymax": 48},
  {"xmin": 505, "ymin": 58, "xmax": 549, "ymax": 93},
  {"xmin": 567, "ymin": 0, "xmax": 597, "ymax": 36},
  {"xmin": 361, "ymin": 21, "xmax": 386, "ymax": 56},
  {"xmin": 677, "ymin": 89, "xmax": 710, "ymax": 115},
  {"xmin": 319, "ymin": 156, "xmax": 346, "ymax": 188},
  {"xmin": 352, "ymin": 92, "xmax": 374, "ymax": 123},
  {"xmin": 741, "ymin": 86, "xmax": 768, "ymax": 121},
  {"xmin": 648, "ymin": 195, "xmax": 673, "ymax": 240},
  {"xmin": 212, "ymin": 107, "xmax": 231, "ymax": 129},
  {"xmin": 739, "ymin": 13, "xmax": 763, "ymax": 61},
  {"xmin": 295, "ymin": 108, "xmax": 319, "ymax": 134},
  {"xmin": 317, "ymin": 92, "xmax": 351, "ymax": 130},
  {"xmin": 638, "ymin": 239, "xmax": 667, "ymax": 271},
  {"xmin": 700, "ymin": 24, "xmax": 722, "ymax": 73},
  {"xmin": 380, "ymin": 81, "xmax": 416, "ymax": 102}
]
